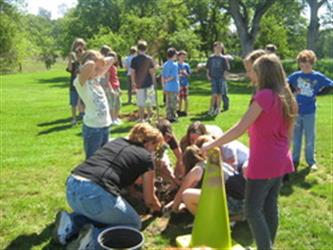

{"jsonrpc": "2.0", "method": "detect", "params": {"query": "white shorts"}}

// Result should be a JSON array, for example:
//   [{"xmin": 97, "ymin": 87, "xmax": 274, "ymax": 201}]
[{"xmin": 136, "ymin": 86, "xmax": 156, "ymax": 108}]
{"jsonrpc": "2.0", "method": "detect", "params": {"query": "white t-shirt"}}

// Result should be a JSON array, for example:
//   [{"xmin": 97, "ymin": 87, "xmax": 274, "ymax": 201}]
[
  {"xmin": 125, "ymin": 55, "xmax": 134, "ymax": 76},
  {"xmin": 221, "ymin": 140, "xmax": 249, "ymax": 169},
  {"xmin": 74, "ymin": 77, "xmax": 111, "ymax": 128},
  {"xmin": 206, "ymin": 125, "xmax": 223, "ymax": 138}
]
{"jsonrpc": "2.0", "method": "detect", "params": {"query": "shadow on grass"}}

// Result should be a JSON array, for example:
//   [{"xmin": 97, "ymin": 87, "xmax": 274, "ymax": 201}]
[
  {"xmin": 159, "ymin": 212, "xmax": 253, "ymax": 248},
  {"xmin": 190, "ymin": 111, "xmax": 217, "ymax": 122},
  {"xmin": 38, "ymin": 117, "xmax": 72, "ymax": 127},
  {"xmin": 280, "ymin": 167, "xmax": 312, "ymax": 196},
  {"xmin": 4, "ymin": 223, "xmax": 65, "ymax": 250},
  {"xmin": 37, "ymin": 124, "xmax": 74, "ymax": 136},
  {"xmin": 37, "ymin": 77, "xmax": 69, "ymax": 88}
]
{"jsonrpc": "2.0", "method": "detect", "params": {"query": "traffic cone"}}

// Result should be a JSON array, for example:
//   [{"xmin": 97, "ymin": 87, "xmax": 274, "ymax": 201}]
[{"xmin": 176, "ymin": 147, "xmax": 244, "ymax": 249}]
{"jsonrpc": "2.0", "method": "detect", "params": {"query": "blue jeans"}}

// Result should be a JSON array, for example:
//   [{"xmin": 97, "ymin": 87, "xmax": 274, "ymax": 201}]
[
  {"xmin": 66, "ymin": 176, "xmax": 141, "ymax": 249},
  {"xmin": 211, "ymin": 79, "xmax": 229, "ymax": 109},
  {"xmin": 245, "ymin": 177, "xmax": 282, "ymax": 250},
  {"xmin": 82, "ymin": 124, "xmax": 109, "ymax": 159},
  {"xmin": 292, "ymin": 113, "xmax": 316, "ymax": 166}
]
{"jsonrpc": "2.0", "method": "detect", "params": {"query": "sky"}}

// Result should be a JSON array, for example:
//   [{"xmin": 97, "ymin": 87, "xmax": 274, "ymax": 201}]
[{"xmin": 26, "ymin": 0, "xmax": 78, "ymax": 19}]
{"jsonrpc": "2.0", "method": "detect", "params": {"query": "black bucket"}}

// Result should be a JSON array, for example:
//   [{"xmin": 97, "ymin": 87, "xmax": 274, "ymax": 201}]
[{"xmin": 98, "ymin": 226, "xmax": 144, "ymax": 250}]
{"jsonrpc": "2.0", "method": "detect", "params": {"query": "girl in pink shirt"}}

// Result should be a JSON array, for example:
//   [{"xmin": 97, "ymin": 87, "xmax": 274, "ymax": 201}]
[{"xmin": 202, "ymin": 53, "xmax": 297, "ymax": 250}]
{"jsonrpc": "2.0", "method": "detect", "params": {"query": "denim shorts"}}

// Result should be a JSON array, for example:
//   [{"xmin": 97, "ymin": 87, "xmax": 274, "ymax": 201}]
[
  {"xmin": 70, "ymin": 89, "xmax": 79, "ymax": 107},
  {"xmin": 211, "ymin": 78, "xmax": 227, "ymax": 95}
]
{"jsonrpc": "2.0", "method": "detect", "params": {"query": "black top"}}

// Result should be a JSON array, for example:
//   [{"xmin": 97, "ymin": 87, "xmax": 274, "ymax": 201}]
[
  {"xmin": 72, "ymin": 138, "xmax": 154, "ymax": 196},
  {"xmin": 130, "ymin": 54, "xmax": 154, "ymax": 89},
  {"xmin": 167, "ymin": 135, "xmax": 179, "ymax": 150},
  {"xmin": 68, "ymin": 53, "xmax": 80, "ymax": 90},
  {"xmin": 206, "ymin": 55, "xmax": 228, "ymax": 79}
]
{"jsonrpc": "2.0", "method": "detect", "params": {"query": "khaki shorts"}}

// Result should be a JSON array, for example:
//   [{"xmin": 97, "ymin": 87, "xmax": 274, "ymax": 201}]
[{"xmin": 136, "ymin": 86, "xmax": 156, "ymax": 108}]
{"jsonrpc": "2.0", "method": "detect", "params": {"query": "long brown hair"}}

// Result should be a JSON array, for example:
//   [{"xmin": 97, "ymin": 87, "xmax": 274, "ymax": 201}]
[{"xmin": 253, "ymin": 54, "xmax": 298, "ymax": 124}]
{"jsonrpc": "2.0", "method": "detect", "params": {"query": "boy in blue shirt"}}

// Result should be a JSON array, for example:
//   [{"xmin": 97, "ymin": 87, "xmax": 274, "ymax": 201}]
[
  {"xmin": 162, "ymin": 48, "xmax": 180, "ymax": 122},
  {"xmin": 288, "ymin": 50, "xmax": 333, "ymax": 171},
  {"xmin": 177, "ymin": 50, "xmax": 191, "ymax": 116}
]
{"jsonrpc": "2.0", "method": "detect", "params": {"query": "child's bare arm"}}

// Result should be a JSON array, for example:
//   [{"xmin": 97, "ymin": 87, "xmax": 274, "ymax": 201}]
[{"xmin": 78, "ymin": 61, "xmax": 95, "ymax": 85}]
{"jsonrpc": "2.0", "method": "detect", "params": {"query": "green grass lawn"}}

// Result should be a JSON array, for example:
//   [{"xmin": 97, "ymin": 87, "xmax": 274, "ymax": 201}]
[{"xmin": 1, "ymin": 62, "xmax": 332, "ymax": 249}]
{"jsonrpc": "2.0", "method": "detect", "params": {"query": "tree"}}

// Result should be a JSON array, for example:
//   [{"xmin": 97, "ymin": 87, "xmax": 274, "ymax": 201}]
[
  {"xmin": 218, "ymin": 0, "xmax": 276, "ymax": 56},
  {"xmin": 305, "ymin": 0, "xmax": 329, "ymax": 51}
]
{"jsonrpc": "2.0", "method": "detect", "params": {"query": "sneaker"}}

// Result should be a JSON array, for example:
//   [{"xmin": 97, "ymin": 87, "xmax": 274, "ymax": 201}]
[
  {"xmin": 66, "ymin": 224, "xmax": 95, "ymax": 250},
  {"xmin": 115, "ymin": 118, "xmax": 122, "ymax": 125},
  {"xmin": 213, "ymin": 108, "xmax": 220, "ymax": 115},
  {"xmin": 208, "ymin": 108, "xmax": 214, "ymax": 116},
  {"xmin": 310, "ymin": 164, "xmax": 318, "ymax": 171},
  {"xmin": 52, "ymin": 211, "xmax": 73, "ymax": 246},
  {"xmin": 71, "ymin": 119, "xmax": 77, "ymax": 126}
]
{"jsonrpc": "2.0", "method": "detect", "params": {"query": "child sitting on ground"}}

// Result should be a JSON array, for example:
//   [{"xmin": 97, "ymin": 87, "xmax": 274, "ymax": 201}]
[
  {"xmin": 288, "ymin": 49, "xmax": 333, "ymax": 171},
  {"xmin": 167, "ymin": 144, "xmax": 246, "ymax": 222}
]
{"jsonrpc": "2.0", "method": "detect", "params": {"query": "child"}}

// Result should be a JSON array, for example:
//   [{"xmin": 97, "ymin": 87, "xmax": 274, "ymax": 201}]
[
  {"xmin": 156, "ymin": 119, "xmax": 185, "ymax": 180},
  {"xmin": 202, "ymin": 54, "xmax": 298, "ymax": 250},
  {"xmin": 100, "ymin": 45, "xmax": 114, "ymax": 120},
  {"xmin": 130, "ymin": 40, "xmax": 156, "ymax": 122},
  {"xmin": 162, "ymin": 48, "xmax": 180, "ymax": 122},
  {"xmin": 123, "ymin": 46, "xmax": 137, "ymax": 104},
  {"xmin": 67, "ymin": 38, "xmax": 86, "ymax": 125},
  {"xmin": 177, "ymin": 50, "xmax": 191, "ymax": 116},
  {"xmin": 288, "ymin": 50, "xmax": 333, "ymax": 170},
  {"xmin": 206, "ymin": 41, "xmax": 230, "ymax": 115},
  {"xmin": 74, "ymin": 50, "xmax": 114, "ymax": 159},
  {"xmin": 108, "ymin": 51, "xmax": 122, "ymax": 125}
]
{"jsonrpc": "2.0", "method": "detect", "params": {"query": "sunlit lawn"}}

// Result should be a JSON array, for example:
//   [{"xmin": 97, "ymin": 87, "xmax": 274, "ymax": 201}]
[{"xmin": 1, "ymin": 61, "xmax": 332, "ymax": 249}]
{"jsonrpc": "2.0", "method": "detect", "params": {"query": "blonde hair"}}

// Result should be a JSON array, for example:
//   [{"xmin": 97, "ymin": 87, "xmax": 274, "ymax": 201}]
[
  {"xmin": 297, "ymin": 50, "xmax": 317, "ymax": 65},
  {"xmin": 128, "ymin": 123, "xmax": 164, "ymax": 148},
  {"xmin": 244, "ymin": 49, "xmax": 266, "ymax": 64},
  {"xmin": 183, "ymin": 145, "xmax": 205, "ymax": 173},
  {"xmin": 253, "ymin": 54, "xmax": 298, "ymax": 123},
  {"xmin": 70, "ymin": 38, "xmax": 86, "ymax": 52},
  {"xmin": 80, "ymin": 50, "xmax": 104, "ymax": 65}
]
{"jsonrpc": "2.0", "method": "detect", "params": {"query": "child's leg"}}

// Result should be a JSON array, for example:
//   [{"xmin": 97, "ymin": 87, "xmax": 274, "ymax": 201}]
[
  {"xmin": 263, "ymin": 177, "xmax": 282, "ymax": 244},
  {"xmin": 292, "ymin": 115, "xmax": 303, "ymax": 166},
  {"xmin": 178, "ymin": 97, "xmax": 183, "ymax": 112},
  {"xmin": 303, "ymin": 113, "xmax": 316, "ymax": 166},
  {"xmin": 184, "ymin": 97, "xmax": 188, "ymax": 114},
  {"xmin": 216, "ymin": 95, "xmax": 222, "ymax": 111},
  {"xmin": 182, "ymin": 188, "xmax": 201, "ymax": 215},
  {"xmin": 245, "ymin": 178, "xmax": 278, "ymax": 250},
  {"xmin": 221, "ymin": 80, "xmax": 229, "ymax": 110}
]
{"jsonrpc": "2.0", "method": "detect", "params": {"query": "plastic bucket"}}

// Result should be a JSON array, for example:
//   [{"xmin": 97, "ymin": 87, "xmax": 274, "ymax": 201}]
[{"xmin": 98, "ymin": 226, "xmax": 144, "ymax": 250}]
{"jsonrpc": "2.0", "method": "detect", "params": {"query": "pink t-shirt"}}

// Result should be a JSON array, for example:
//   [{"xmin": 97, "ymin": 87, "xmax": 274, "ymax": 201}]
[{"xmin": 246, "ymin": 89, "xmax": 294, "ymax": 179}]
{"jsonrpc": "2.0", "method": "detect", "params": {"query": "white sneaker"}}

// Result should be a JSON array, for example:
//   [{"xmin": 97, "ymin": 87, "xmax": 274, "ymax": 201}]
[
  {"xmin": 114, "ymin": 119, "xmax": 122, "ymax": 125},
  {"xmin": 208, "ymin": 108, "xmax": 214, "ymax": 116},
  {"xmin": 310, "ymin": 164, "xmax": 318, "ymax": 171},
  {"xmin": 213, "ymin": 108, "xmax": 220, "ymax": 115},
  {"xmin": 52, "ymin": 211, "xmax": 73, "ymax": 245}
]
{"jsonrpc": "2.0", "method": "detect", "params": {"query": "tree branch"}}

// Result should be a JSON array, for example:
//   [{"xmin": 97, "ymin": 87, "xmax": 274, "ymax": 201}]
[{"xmin": 250, "ymin": 0, "xmax": 276, "ymax": 38}]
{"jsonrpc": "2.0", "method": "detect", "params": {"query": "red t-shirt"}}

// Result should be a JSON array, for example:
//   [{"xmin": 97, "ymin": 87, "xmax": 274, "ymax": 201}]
[
  {"xmin": 108, "ymin": 65, "xmax": 120, "ymax": 89},
  {"xmin": 246, "ymin": 89, "xmax": 294, "ymax": 179}
]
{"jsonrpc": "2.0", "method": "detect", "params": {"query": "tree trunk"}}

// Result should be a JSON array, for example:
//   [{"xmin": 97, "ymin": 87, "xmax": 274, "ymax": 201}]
[
  {"xmin": 306, "ymin": 0, "xmax": 326, "ymax": 51},
  {"xmin": 223, "ymin": 0, "xmax": 276, "ymax": 57}
]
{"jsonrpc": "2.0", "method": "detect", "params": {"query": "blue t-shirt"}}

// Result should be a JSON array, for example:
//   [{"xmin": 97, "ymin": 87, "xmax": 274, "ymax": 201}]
[
  {"xmin": 288, "ymin": 70, "xmax": 333, "ymax": 114},
  {"xmin": 178, "ymin": 62, "xmax": 191, "ymax": 87},
  {"xmin": 163, "ymin": 60, "xmax": 179, "ymax": 93}
]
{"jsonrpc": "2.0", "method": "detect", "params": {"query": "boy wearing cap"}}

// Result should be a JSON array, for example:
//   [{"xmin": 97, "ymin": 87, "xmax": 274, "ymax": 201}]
[{"xmin": 162, "ymin": 48, "xmax": 180, "ymax": 122}]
